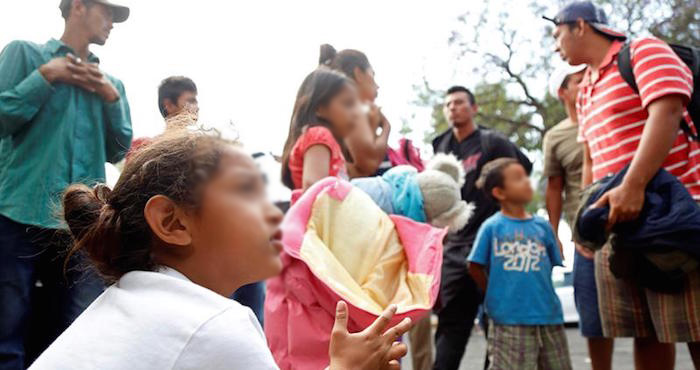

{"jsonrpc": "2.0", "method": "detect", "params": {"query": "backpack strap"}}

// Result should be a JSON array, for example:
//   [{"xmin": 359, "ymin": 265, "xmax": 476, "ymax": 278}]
[
  {"xmin": 617, "ymin": 43, "xmax": 639, "ymax": 93},
  {"xmin": 435, "ymin": 130, "xmax": 453, "ymax": 154},
  {"xmin": 617, "ymin": 42, "xmax": 698, "ymax": 141},
  {"xmin": 479, "ymin": 128, "xmax": 495, "ymax": 161},
  {"xmin": 436, "ymin": 126, "xmax": 494, "ymax": 157}
]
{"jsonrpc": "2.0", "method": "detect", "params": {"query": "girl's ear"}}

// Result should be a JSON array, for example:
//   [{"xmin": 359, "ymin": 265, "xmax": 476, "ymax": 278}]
[
  {"xmin": 352, "ymin": 66, "xmax": 364, "ymax": 82},
  {"xmin": 144, "ymin": 195, "xmax": 193, "ymax": 247}
]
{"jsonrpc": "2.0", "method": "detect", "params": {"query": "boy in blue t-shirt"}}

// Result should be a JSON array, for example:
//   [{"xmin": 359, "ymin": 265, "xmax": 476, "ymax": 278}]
[{"xmin": 468, "ymin": 158, "xmax": 571, "ymax": 370}]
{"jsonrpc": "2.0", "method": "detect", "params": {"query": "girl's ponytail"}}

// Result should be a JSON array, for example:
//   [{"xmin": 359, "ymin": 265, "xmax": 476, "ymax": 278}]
[
  {"xmin": 63, "ymin": 184, "xmax": 112, "ymax": 241},
  {"xmin": 63, "ymin": 183, "xmax": 140, "ymax": 283},
  {"xmin": 319, "ymin": 44, "xmax": 337, "ymax": 66},
  {"xmin": 319, "ymin": 45, "xmax": 370, "ymax": 81}
]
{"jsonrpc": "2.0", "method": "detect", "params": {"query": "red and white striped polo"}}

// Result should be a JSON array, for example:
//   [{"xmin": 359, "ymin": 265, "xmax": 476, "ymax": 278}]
[{"xmin": 577, "ymin": 37, "xmax": 699, "ymax": 199}]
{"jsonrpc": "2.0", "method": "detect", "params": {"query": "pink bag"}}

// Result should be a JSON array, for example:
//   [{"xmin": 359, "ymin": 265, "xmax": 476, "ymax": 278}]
[
  {"xmin": 265, "ymin": 178, "xmax": 444, "ymax": 369},
  {"xmin": 387, "ymin": 138, "xmax": 425, "ymax": 172}
]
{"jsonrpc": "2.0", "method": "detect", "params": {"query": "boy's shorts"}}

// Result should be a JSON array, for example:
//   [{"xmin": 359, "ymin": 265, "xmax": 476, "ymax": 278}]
[
  {"xmin": 573, "ymin": 250, "xmax": 604, "ymax": 337},
  {"xmin": 595, "ymin": 242, "xmax": 700, "ymax": 342},
  {"xmin": 487, "ymin": 321, "xmax": 572, "ymax": 370}
]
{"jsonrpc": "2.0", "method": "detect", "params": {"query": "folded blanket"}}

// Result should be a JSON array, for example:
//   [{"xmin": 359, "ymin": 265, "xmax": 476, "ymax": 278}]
[
  {"xmin": 573, "ymin": 166, "xmax": 700, "ymax": 292},
  {"xmin": 265, "ymin": 178, "xmax": 445, "ymax": 370}
]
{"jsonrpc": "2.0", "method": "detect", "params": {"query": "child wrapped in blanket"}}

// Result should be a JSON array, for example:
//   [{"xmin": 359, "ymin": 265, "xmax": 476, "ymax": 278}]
[
  {"xmin": 350, "ymin": 153, "xmax": 473, "ymax": 368},
  {"xmin": 351, "ymin": 153, "xmax": 474, "ymax": 232}
]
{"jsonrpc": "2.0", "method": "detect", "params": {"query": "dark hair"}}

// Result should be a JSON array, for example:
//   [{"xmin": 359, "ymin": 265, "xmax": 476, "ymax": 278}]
[
  {"xmin": 476, "ymin": 158, "xmax": 519, "ymax": 202},
  {"xmin": 280, "ymin": 68, "xmax": 351, "ymax": 190},
  {"xmin": 158, "ymin": 76, "xmax": 198, "ymax": 118},
  {"xmin": 59, "ymin": 0, "xmax": 93, "ymax": 20},
  {"xmin": 446, "ymin": 85, "xmax": 476, "ymax": 105},
  {"xmin": 319, "ymin": 44, "xmax": 371, "ymax": 81},
  {"xmin": 63, "ymin": 131, "xmax": 234, "ymax": 283}
]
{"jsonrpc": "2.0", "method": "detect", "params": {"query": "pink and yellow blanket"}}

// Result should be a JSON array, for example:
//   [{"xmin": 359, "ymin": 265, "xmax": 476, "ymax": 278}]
[{"xmin": 265, "ymin": 178, "xmax": 445, "ymax": 369}]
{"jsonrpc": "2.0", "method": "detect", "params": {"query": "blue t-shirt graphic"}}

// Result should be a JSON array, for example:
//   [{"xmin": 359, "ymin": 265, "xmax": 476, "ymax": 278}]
[{"xmin": 468, "ymin": 212, "xmax": 564, "ymax": 325}]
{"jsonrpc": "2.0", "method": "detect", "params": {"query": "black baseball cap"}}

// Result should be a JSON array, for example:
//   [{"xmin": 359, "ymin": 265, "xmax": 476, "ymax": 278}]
[
  {"xmin": 59, "ymin": 0, "xmax": 130, "ymax": 23},
  {"xmin": 543, "ymin": 1, "xmax": 626, "ymax": 41}
]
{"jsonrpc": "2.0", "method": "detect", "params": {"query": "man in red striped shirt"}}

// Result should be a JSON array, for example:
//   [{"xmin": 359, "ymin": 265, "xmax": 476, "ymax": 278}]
[{"xmin": 547, "ymin": 1, "xmax": 699, "ymax": 369}]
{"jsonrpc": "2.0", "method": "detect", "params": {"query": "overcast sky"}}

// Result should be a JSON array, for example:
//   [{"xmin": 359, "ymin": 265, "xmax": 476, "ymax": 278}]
[
  {"xmin": 0, "ymin": 0, "xmax": 571, "ymax": 151},
  {"xmin": 1, "ymin": 0, "xmax": 485, "ymax": 152}
]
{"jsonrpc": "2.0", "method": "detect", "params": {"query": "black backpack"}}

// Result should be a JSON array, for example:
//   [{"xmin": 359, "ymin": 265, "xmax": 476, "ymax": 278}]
[
  {"xmin": 434, "ymin": 126, "xmax": 533, "ymax": 175},
  {"xmin": 617, "ymin": 42, "xmax": 700, "ymax": 140}
]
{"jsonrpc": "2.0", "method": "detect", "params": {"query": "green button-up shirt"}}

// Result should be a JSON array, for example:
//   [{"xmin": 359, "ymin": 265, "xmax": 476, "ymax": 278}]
[{"xmin": 0, "ymin": 39, "xmax": 132, "ymax": 229}]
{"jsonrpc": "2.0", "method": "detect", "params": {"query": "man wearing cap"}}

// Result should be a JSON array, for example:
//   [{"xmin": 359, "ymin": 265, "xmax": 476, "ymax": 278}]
[
  {"xmin": 544, "ymin": 63, "xmax": 615, "ymax": 370},
  {"xmin": 547, "ymin": 1, "xmax": 699, "ymax": 368},
  {"xmin": 0, "ymin": 0, "xmax": 131, "ymax": 368}
]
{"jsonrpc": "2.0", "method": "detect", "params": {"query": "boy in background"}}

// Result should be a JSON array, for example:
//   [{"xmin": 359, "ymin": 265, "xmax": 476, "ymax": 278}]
[{"xmin": 468, "ymin": 158, "xmax": 571, "ymax": 369}]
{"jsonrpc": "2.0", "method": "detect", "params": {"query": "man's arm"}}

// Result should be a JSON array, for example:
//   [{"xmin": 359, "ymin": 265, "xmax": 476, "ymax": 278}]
[
  {"xmin": 103, "ymin": 78, "xmax": 133, "ymax": 163},
  {"xmin": 468, "ymin": 262, "xmax": 488, "ymax": 293},
  {"xmin": 542, "ymin": 132, "xmax": 564, "ymax": 236},
  {"xmin": 576, "ymin": 142, "xmax": 596, "ymax": 259},
  {"xmin": 0, "ymin": 43, "xmax": 113, "ymax": 138},
  {"xmin": 582, "ymin": 142, "xmax": 593, "ymax": 187},
  {"xmin": 592, "ymin": 95, "xmax": 684, "ymax": 226},
  {"xmin": 545, "ymin": 176, "xmax": 564, "ymax": 235},
  {"xmin": 0, "ymin": 41, "xmax": 53, "ymax": 138}
]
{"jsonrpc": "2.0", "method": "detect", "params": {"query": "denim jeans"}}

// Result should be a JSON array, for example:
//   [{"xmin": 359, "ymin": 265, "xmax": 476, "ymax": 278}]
[
  {"xmin": 232, "ymin": 281, "xmax": 265, "ymax": 326},
  {"xmin": 0, "ymin": 214, "xmax": 103, "ymax": 369},
  {"xmin": 573, "ymin": 249, "xmax": 604, "ymax": 337}
]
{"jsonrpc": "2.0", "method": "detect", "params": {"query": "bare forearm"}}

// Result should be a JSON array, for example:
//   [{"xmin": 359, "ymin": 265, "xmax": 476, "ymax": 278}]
[
  {"xmin": 468, "ymin": 263, "xmax": 488, "ymax": 293},
  {"xmin": 545, "ymin": 177, "xmax": 564, "ymax": 234},
  {"xmin": 582, "ymin": 143, "xmax": 593, "ymax": 187},
  {"xmin": 623, "ymin": 96, "xmax": 684, "ymax": 190}
]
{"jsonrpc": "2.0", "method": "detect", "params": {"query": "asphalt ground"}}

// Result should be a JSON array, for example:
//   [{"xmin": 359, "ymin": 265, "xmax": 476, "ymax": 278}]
[{"xmin": 403, "ymin": 325, "xmax": 694, "ymax": 369}]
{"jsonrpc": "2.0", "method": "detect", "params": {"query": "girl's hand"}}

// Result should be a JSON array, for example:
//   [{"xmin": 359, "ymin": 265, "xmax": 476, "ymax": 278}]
[
  {"xmin": 367, "ymin": 103, "xmax": 382, "ymax": 132},
  {"xmin": 328, "ymin": 301, "xmax": 412, "ymax": 370}
]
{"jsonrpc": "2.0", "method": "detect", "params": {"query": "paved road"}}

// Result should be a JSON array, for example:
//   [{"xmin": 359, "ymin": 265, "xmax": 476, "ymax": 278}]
[{"xmin": 404, "ymin": 326, "xmax": 693, "ymax": 369}]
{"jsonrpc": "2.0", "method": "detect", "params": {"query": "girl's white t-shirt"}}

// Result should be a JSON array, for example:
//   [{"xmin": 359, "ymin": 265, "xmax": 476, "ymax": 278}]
[{"xmin": 29, "ymin": 267, "xmax": 278, "ymax": 370}]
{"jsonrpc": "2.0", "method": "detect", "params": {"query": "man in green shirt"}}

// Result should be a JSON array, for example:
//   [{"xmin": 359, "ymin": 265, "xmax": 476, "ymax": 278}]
[{"xmin": 0, "ymin": 1, "xmax": 131, "ymax": 368}]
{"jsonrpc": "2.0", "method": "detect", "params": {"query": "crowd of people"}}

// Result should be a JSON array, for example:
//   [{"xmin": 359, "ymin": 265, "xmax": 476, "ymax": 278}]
[{"xmin": 0, "ymin": 0, "xmax": 698, "ymax": 369}]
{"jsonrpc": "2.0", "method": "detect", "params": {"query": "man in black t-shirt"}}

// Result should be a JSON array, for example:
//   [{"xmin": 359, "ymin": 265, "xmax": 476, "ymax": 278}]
[{"xmin": 431, "ymin": 86, "xmax": 532, "ymax": 370}]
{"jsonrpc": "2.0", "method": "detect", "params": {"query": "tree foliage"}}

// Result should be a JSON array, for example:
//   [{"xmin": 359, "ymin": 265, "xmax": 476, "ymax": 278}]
[
  {"xmin": 410, "ymin": 0, "xmax": 696, "ymax": 212},
  {"xmin": 413, "ymin": 0, "xmax": 696, "ymax": 150}
]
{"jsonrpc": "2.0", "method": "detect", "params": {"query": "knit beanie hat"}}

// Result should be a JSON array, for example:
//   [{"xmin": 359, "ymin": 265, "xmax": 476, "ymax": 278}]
[{"xmin": 416, "ymin": 154, "xmax": 474, "ymax": 232}]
